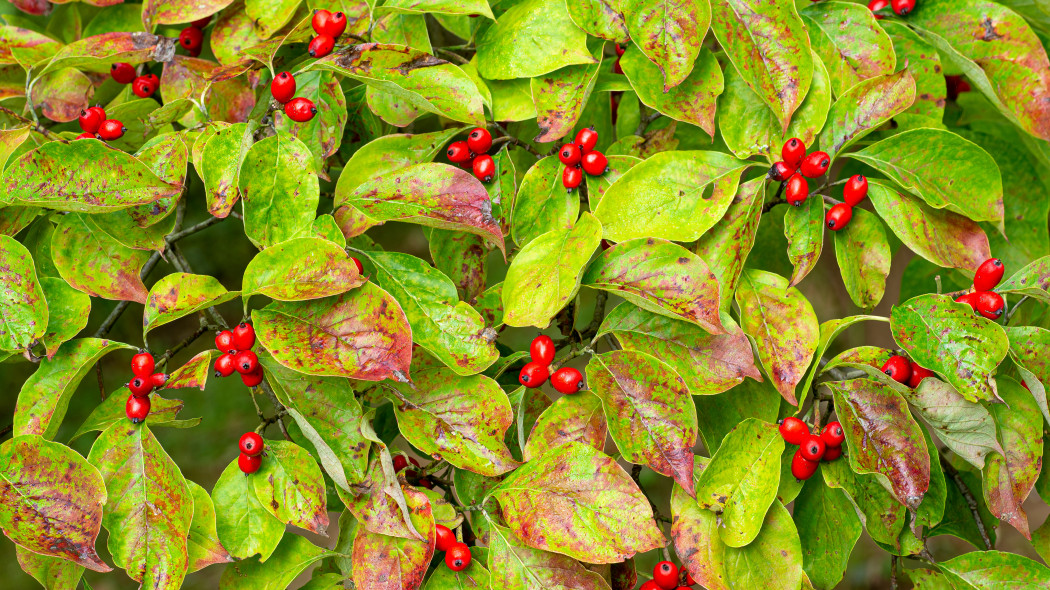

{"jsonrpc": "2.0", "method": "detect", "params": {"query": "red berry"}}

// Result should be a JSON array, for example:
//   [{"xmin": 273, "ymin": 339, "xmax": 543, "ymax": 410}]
[
  {"xmin": 190, "ymin": 16, "xmax": 211, "ymax": 28},
  {"xmin": 130, "ymin": 352, "xmax": 154, "ymax": 377},
  {"xmin": 653, "ymin": 561, "xmax": 678, "ymax": 589},
  {"xmin": 320, "ymin": 11, "xmax": 347, "ymax": 37},
  {"xmin": 271, "ymin": 71, "xmax": 296, "ymax": 104},
  {"xmin": 562, "ymin": 165, "xmax": 583, "ymax": 190},
  {"xmin": 530, "ymin": 335, "xmax": 555, "ymax": 365},
  {"xmin": 825, "ymin": 203, "xmax": 853, "ymax": 231},
  {"xmin": 615, "ymin": 43, "xmax": 626, "ymax": 57},
  {"xmin": 241, "ymin": 367, "xmax": 264, "ymax": 387},
  {"xmin": 973, "ymin": 258, "xmax": 1005, "ymax": 292},
  {"xmin": 97, "ymin": 120, "xmax": 125, "ymax": 141},
  {"xmin": 473, "ymin": 154, "xmax": 495, "ymax": 182},
  {"xmin": 179, "ymin": 27, "xmax": 203, "ymax": 51},
  {"xmin": 312, "ymin": 9, "xmax": 332, "ymax": 35},
  {"xmin": 613, "ymin": 59, "xmax": 623, "ymax": 74},
  {"xmin": 551, "ymin": 367, "xmax": 584, "ymax": 394},
  {"xmin": 892, "ymin": 0, "xmax": 915, "ymax": 16},
  {"xmin": 235, "ymin": 350, "xmax": 259, "ymax": 374},
  {"xmin": 435, "ymin": 524, "xmax": 456, "ymax": 552},
  {"xmin": 843, "ymin": 175, "xmax": 868, "ymax": 206},
  {"xmin": 393, "ymin": 455, "xmax": 409, "ymax": 472},
  {"xmin": 823, "ymin": 446, "xmax": 843, "ymax": 462},
  {"xmin": 908, "ymin": 363, "xmax": 936, "ymax": 388},
  {"xmin": 868, "ymin": 0, "xmax": 890, "ymax": 18},
  {"xmin": 640, "ymin": 583, "xmax": 661, "ymax": 590},
  {"xmin": 519, "ymin": 361, "xmax": 549, "ymax": 388},
  {"xmin": 781, "ymin": 138, "xmax": 806, "ymax": 168},
  {"xmin": 446, "ymin": 140, "xmax": 471, "ymax": 163},
  {"xmin": 285, "ymin": 97, "xmax": 317, "ymax": 122},
  {"xmin": 800, "ymin": 151, "xmax": 831, "ymax": 178},
  {"xmin": 445, "ymin": 543, "xmax": 471, "ymax": 571},
  {"xmin": 308, "ymin": 35, "xmax": 335, "ymax": 58},
  {"xmin": 239, "ymin": 432, "xmax": 264, "ymax": 456},
  {"xmin": 881, "ymin": 355, "xmax": 912, "ymax": 384},
  {"xmin": 778, "ymin": 417, "xmax": 809, "ymax": 445},
  {"xmin": 685, "ymin": 572, "xmax": 695, "ymax": 585},
  {"xmin": 581, "ymin": 151, "xmax": 608, "ymax": 176},
  {"xmin": 799, "ymin": 434, "xmax": 826, "ymax": 461},
  {"xmin": 821, "ymin": 422, "xmax": 845, "ymax": 447},
  {"xmin": 559, "ymin": 143, "xmax": 582, "ymax": 165},
  {"xmin": 976, "ymin": 291, "xmax": 1005, "ymax": 320},
  {"xmin": 956, "ymin": 291, "xmax": 980, "ymax": 312},
  {"xmin": 791, "ymin": 449, "xmax": 819, "ymax": 481},
  {"xmin": 239, "ymin": 452, "xmax": 262, "ymax": 474},
  {"xmin": 467, "ymin": 127, "xmax": 492, "ymax": 154},
  {"xmin": 214, "ymin": 352, "xmax": 236, "ymax": 377},
  {"xmin": 76, "ymin": 132, "xmax": 95, "ymax": 140},
  {"xmin": 215, "ymin": 330, "xmax": 236, "ymax": 352},
  {"xmin": 150, "ymin": 373, "xmax": 167, "ymax": 388},
  {"xmin": 768, "ymin": 161, "xmax": 792, "ymax": 182},
  {"xmin": 575, "ymin": 128, "xmax": 599, "ymax": 153},
  {"xmin": 126, "ymin": 395, "xmax": 150, "ymax": 423},
  {"xmin": 78, "ymin": 108, "xmax": 103, "ymax": 133},
  {"xmin": 129, "ymin": 376, "xmax": 153, "ymax": 397},
  {"xmin": 419, "ymin": 477, "xmax": 435, "ymax": 489},
  {"xmin": 785, "ymin": 173, "xmax": 808, "ymax": 206},
  {"xmin": 132, "ymin": 76, "xmax": 156, "ymax": 98},
  {"xmin": 233, "ymin": 322, "xmax": 256, "ymax": 350},
  {"xmin": 145, "ymin": 73, "xmax": 159, "ymax": 86},
  {"xmin": 352, "ymin": 257, "xmax": 363, "ymax": 274},
  {"xmin": 110, "ymin": 62, "xmax": 136, "ymax": 84}
]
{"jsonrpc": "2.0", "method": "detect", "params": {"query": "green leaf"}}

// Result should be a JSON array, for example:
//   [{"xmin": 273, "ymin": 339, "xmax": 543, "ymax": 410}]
[
  {"xmin": 253, "ymin": 282, "xmax": 413, "ymax": 382},
  {"xmin": 38, "ymin": 31, "xmax": 163, "ymax": 77},
  {"xmin": 212, "ymin": 458, "xmax": 285, "ymax": 561},
  {"xmin": 620, "ymin": 45, "xmax": 722, "ymax": 136},
  {"xmin": 783, "ymin": 194, "xmax": 824, "ymax": 286},
  {"xmin": 380, "ymin": 0, "xmax": 494, "ymax": 17},
  {"xmin": 239, "ymin": 131, "xmax": 319, "ymax": 249},
  {"xmin": 244, "ymin": 0, "xmax": 299, "ymax": 39},
  {"xmin": 0, "ymin": 234, "xmax": 47, "ymax": 351},
  {"xmin": 251, "ymin": 440, "xmax": 329, "ymax": 535},
  {"xmin": 0, "ymin": 435, "xmax": 110, "ymax": 572},
  {"xmin": 722, "ymin": 501, "xmax": 803, "ymax": 590},
  {"xmin": 14, "ymin": 546, "xmax": 84, "ymax": 590},
  {"xmin": 694, "ymin": 178, "xmax": 764, "ymax": 312},
  {"xmin": 586, "ymin": 154, "xmax": 639, "ymax": 209},
  {"xmin": 566, "ymin": 0, "xmax": 629, "ymax": 42},
  {"xmin": 522, "ymin": 391, "xmax": 607, "ymax": 461},
  {"xmin": 833, "ymin": 207, "xmax": 891, "ymax": 309},
  {"xmin": 532, "ymin": 58, "xmax": 604, "ymax": 143},
  {"xmin": 905, "ymin": 378, "xmax": 1003, "ymax": 471},
  {"xmin": 52, "ymin": 212, "xmax": 151, "ymax": 303},
  {"xmin": 486, "ymin": 522, "xmax": 612, "ymax": 590},
  {"xmin": 821, "ymin": 459, "xmax": 908, "ymax": 551},
  {"xmin": 274, "ymin": 70, "xmax": 348, "ymax": 170},
  {"xmin": 798, "ymin": 315, "xmax": 889, "ymax": 402},
  {"xmin": 998, "ymin": 255, "xmax": 1050, "ymax": 303},
  {"xmin": 582, "ymin": 238, "xmax": 725, "ymax": 333},
  {"xmin": 694, "ymin": 418, "xmax": 784, "ymax": 548},
  {"xmin": 185, "ymin": 480, "xmax": 232, "ymax": 573},
  {"xmin": 938, "ymin": 550, "xmax": 1050, "ymax": 589},
  {"xmin": 929, "ymin": 459, "xmax": 998, "ymax": 551},
  {"xmin": 694, "ymin": 379, "xmax": 781, "ymax": 454},
  {"xmin": 141, "ymin": 0, "xmax": 232, "ymax": 27},
  {"xmin": 390, "ymin": 367, "xmax": 518, "ymax": 476},
  {"xmin": 334, "ymin": 128, "xmax": 463, "ymax": 198},
  {"xmin": 88, "ymin": 422, "xmax": 193, "ymax": 588},
  {"xmin": 799, "ymin": 1, "xmax": 895, "ymax": 96},
  {"xmin": 1007, "ymin": 326, "xmax": 1050, "ymax": 423},
  {"xmin": 510, "ymin": 155, "xmax": 578, "ymax": 248},
  {"xmin": 198, "ymin": 122, "xmax": 253, "ymax": 218},
  {"xmin": 425, "ymin": 557, "xmax": 491, "ymax": 589},
  {"xmin": 69, "ymin": 389, "xmax": 194, "ymax": 442},
  {"xmin": 219, "ymin": 534, "xmax": 336, "ymax": 590},
  {"xmin": 591, "ymin": 150, "xmax": 750, "ymax": 242},
  {"xmin": 621, "ymin": 0, "xmax": 709, "ymax": 90},
  {"xmin": 501, "ymin": 212, "xmax": 602, "ymax": 328},
  {"xmin": 792, "ymin": 479, "xmax": 862, "ymax": 590},
  {"xmin": 817, "ymin": 69, "xmax": 917, "ymax": 160},
  {"xmin": 476, "ymin": 0, "xmax": 595, "ymax": 79},
  {"xmin": 881, "ymin": 21, "xmax": 946, "ymax": 128},
  {"xmin": 143, "ymin": 272, "xmax": 238, "ymax": 336},
  {"xmin": 734, "ymin": 269, "xmax": 819, "ymax": 405},
  {"xmin": 982, "ymin": 377, "xmax": 1043, "ymax": 539},
  {"xmin": 367, "ymin": 251, "xmax": 499, "ymax": 375},
  {"xmin": 491, "ymin": 442, "xmax": 664, "ymax": 563},
  {"xmin": 242, "ymin": 237, "xmax": 364, "ymax": 303},
  {"xmin": 14, "ymin": 338, "xmax": 134, "ymax": 439},
  {"xmin": 916, "ymin": 426, "xmax": 948, "ymax": 530},
  {"xmin": 350, "ymin": 488, "xmax": 434, "ymax": 590},
  {"xmin": 428, "ymin": 229, "xmax": 487, "ymax": 303},
  {"xmin": 126, "ymin": 132, "xmax": 189, "ymax": 227},
  {"xmin": 488, "ymin": 77, "xmax": 537, "ymax": 122},
  {"xmin": 890, "ymin": 293, "xmax": 1009, "ymax": 402}
]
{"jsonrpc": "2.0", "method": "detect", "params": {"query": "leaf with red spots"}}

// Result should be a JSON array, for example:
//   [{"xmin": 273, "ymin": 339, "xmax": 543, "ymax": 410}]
[
  {"xmin": 834, "ymin": 207, "xmax": 891, "ymax": 309},
  {"xmin": 15, "ymin": 545, "xmax": 83, "ymax": 590},
  {"xmin": 906, "ymin": 378, "xmax": 1003, "ymax": 471},
  {"xmin": 491, "ymin": 442, "xmax": 664, "ymax": 564},
  {"xmin": 87, "ymin": 422, "xmax": 193, "ymax": 588},
  {"xmin": 243, "ymin": 237, "xmax": 364, "ymax": 304},
  {"xmin": 0, "ymin": 26, "xmax": 61, "ymax": 65},
  {"xmin": 709, "ymin": 0, "xmax": 812, "ymax": 132},
  {"xmin": 532, "ymin": 56, "xmax": 604, "ymax": 143},
  {"xmin": 567, "ymin": 0, "xmax": 629, "ymax": 42},
  {"xmin": 999, "ymin": 255, "xmax": 1050, "ymax": 303},
  {"xmin": 69, "ymin": 388, "xmax": 196, "ymax": 442},
  {"xmin": 981, "ymin": 377, "xmax": 1043, "ymax": 539},
  {"xmin": 382, "ymin": 0, "xmax": 494, "ymax": 17},
  {"xmin": 184, "ymin": 480, "xmax": 232, "ymax": 572},
  {"xmin": 219, "ymin": 533, "xmax": 336, "ymax": 589},
  {"xmin": 939, "ymin": 550, "xmax": 1050, "ymax": 588},
  {"xmin": 337, "ymin": 457, "xmax": 426, "ymax": 541},
  {"xmin": 621, "ymin": 0, "xmax": 709, "ymax": 90},
  {"xmin": 475, "ymin": 0, "xmax": 595, "ymax": 80},
  {"xmin": 826, "ymin": 379, "xmax": 931, "ymax": 510},
  {"xmin": 239, "ymin": 131, "xmax": 319, "ymax": 249},
  {"xmin": 0, "ymin": 235, "xmax": 47, "ymax": 352},
  {"xmin": 211, "ymin": 458, "xmax": 284, "ymax": 561},
  {"xmin": 210, "ymin": 3, "xmax": 263, "ymax": 66},
  {"xmin": 800, "ymin": 1, "xmax": 895, "ymax": 95},
  {"xmin": 164, "ymin": 350, "xmax": 218, "ymax": 391},
  {"xmin": 586, "ymin": 350, "xmax": 697, "ymax": 495},
  {"xmin": 143, "ymin": 273, "xmax": 238, "ymax": 337},
  {"xmin": 334, "ymin": 128, "xmax": 463, "ymax": 198},
  {"xmin": 126, "ymin": 132, "xmax": 190, "ymax": 227},
  {"xmin": 14, "ymin": 338, "xmax": 135, "ymax": 439},
  {"xmin": 890, "ymin": 293, "xmax": 1009, "ymax": 402},
  {"xmin": 40, "ymin": 32, "xmax": 166, "ymax": 76},
  {"xmin": 351, "ymin": 487, "xmax": 435, "ymax": 590},
  {"xmin": 428, "ymin": 229, "xmax": 487, "ymax": 303},
  {"xmin": 734, "ymin": 269, "xmax": 818, "ymax": 405},
  {"xmin": 486, "ymin": 521, "xmax": 613, "ymax": 590},
  {"xmin": 511, "ymin": 155, "xmax": 579, "ymax": 248},
  {"xmin": 523, "ymin": 391, "xmax": 608, "ymax": 461},
  {"xmin": 244, "ymin": 0, "xmax": 300, "ymax": 38},
  {"xmin": 274, "ymin": 70, "xmax": 348, "ymax": 170},
  {"xmin": 31, "ymin": 68, "xmax": 92, "ymax": 123},
  {"xmin": 670, "ymin": 457, "xmax": 729, "ymax": 590},
  {"xmin": 620, "ymin": 45, "xmax": 722, "ymax": 136},
  {"xmin": 695, "ymin": 178, "xmax": 764, "ymax": 312},
  {"xmin": 582, "ymin": 238, "xmax": 725, "ymax": 334},
  {"xmin": 253, "ymin": 282, "xmax": 413, "ymax": 382},
  {"xmin": 817, "ymin": 69, "xmax": 916, "ymax": 160},
  {"xmin": 141, "ymin": 0, "xmax": 234, "ymax": 29},
  {"xmin": 250, "ymin": 440, "xmax": 329, "ymax": 536},
  {"xmin": 0, "ymin": 435, "xmax": 110, "ymax": 572},
  {"xmin": 783, "ymin": 193, "xmax": 824, "ymax": 287},
  {"xmin": 160, "ymin": 58, "xmax": 255, "ymax": 125},
  {"xmin": 881, "ymin": 21, "xmax": 946, "ymax": 129},
  {"xmin": 868, "ymin": 181, "xmax": 991, "ymax": 271}
]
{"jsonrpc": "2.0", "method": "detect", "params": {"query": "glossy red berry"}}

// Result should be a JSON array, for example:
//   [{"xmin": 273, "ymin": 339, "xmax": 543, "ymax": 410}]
[
  {"xmin": 235, "ymin": 350, "xmax": 259, "ymax": 374},
  {"xmin": 312, "ymin": 9, "xmax": 332, "ymax": 34},
  {"xmin": 126, "ymin": 395, "xmax": 150, "ymax": 423},
  {"xmin": 352, "ymin": 257, "xmax": 364, "ymax": 274},
  {"xmin": 785, "ymin": 173, "xmax": 808, "ymax": 206},
  {"xmin": 239, "ymin": 432, "xmax": 264, "ymax": 456},
  {"xmin": 973, "ymin": 258, "xmax": 1005, "ymax": 292},
  {"xmin": 653, "ymin": 561, "xmax": 678, "ymax": 589},
  {"xmin": 976, "ymin": 291, "xmax": 1005, "ymax": 320},
  {"xmin": 321, "ymin": 11, "xmax": 347, "ymax": 37},
  {"xmin": 530, "ymin": 335, "xmax": 556, "ymax": 365},
  {"xmin": 393, "ymin": 455, "xmax": 409, "ymax": 472},
  {"xmin": 467, "ymin": 127, "xmax": 492, "ymax": 154},
  {"xmin": 446, "ymin": 140, "xmax": 471, "ymax": 163},
  {"xmin": 825, "ymin": 203, "xmax": 853, "ymax": 231},
  {"xmin": 190, "ymin": 16, "xmax": 211, "ymax": 28},
  {"xmin": 791, "ymin": 449, "xmax": 819, "ymax": 481},
  {"xmin": 78, "ymin": 108, "xmax": 103, "ymax": 133},
  {"xmin": 132, "ymin": 76, "xmax": 156, "ymax": 98},
  {"xmin": 131, "ymin": 352, "xmax": 154, "ymax": 377},
  {"xmin": 908, "ymin": 363, "xmax": 936, "ymax": 388},
  {"xmin": 892, "ymin": 0, "xmax": 915, "ymax": 16},
  {"xmin": 435, "ymin": 524, "xmax": 456, "ymax": 552},
  {"xmin": 778, "ymin": 416, "xmax": 809, "ymax": 445},
  {"xmin": 215, "ymin": 330, "xmax": 236, "ymax": 352},
  {"xmin": 445, "ymin": 543, "xmax": 471, "ymax": 571},
  {"xmin": 868, "ymin": 0, "xmax": 890, "ymax": 18},
  {"xmin": 562, "ymin": 165, "xmax": 583, "ymax": 191},
  {"xmin": 110, "ymin": 62, "xmax": 136, "ymax": 84},
  {"xmin": 233, "ymin": 322, "xmax": 256, "ymax": 350},
  {"xmin": 418, "ymin": 477, "xmax": 435, "ymax": 489},
  {"xmin": 685, "ymin": 572, "xmax": 695, "ymax": 586},
  {"xmin": 800, "ymin": 434, "xmax": 826, "ymax": 462},
  {"xmin": 179, "ymin": 27, "xmax": 203, "ymax": 51},
  {"xmin": 800, "ymin": 151, "xmax": 831, "ymax": 178},
  {"xmin": 308, "ymin": 35, "xmax": 335, "ymax": 58},
  {"xmin": 559, "ymin": 143, "xmax": 582, "ymax": 165},
  {"xmin": 150, "ymin": 373, "xmax": 168, "ymax": 388},
  {"xmin": 97, "ymin": 120, "xmax": 126, "ymax": 141},
  {"xmin": 881, "ymin": 355, "xmax": 912, "ymax": 384},
  {"xmin": 955, "ymin": 291, "xmax": 980, "ymax": 312},
  {"xmin": 551, "ymin": 367, "xmax": 584, "ymax": 394},
  {"xmin": 214, "ymin": 353, "xmax": 236, "ymax": 377},
  {"xmin": 581, "ymin": 150, "xmax": 608, "ymax": 175},
  {"xmin": 575, "ymin": 127, "xmax": 599, "ymax": 153},
  {"xmin": 821, "ymin": 422, "xmax": 845, "ymax": 448},
  {"xmin": 241, "ymin": 367, "xmax": 264, "ymax": 387},
  {"xmin": 239, "ymin": 452, "xmax": 262, "ymax": 474},
  {"xmin": 473, "ymin": 154, "xmax": 495, "ymax": 182},
  {"xmin": 271, "ymin": 71, "xmax": 296, "ymax": 104},
  {"xmin": 519, "ymin": 361, "xmax": 549, "ymax": 388},
  {"xmin": 129, "ymin": 376, "xmax": 153, "ymax": 397},
  {"xmin": 285, "ymin": 97, "xmax": 317, "ymax": 122},
  {"xmin": 781, "ymin": 138, "xmax": 806, "ymax": 168},
  {"xmin": 768, "ymin": 161, "xmax": 792, "ymax": 182},
  {"xmin": 843, "ymin": 175, "xmax": 868, "ymax": 206},
  {"xmin": 823, "ymin": 446, "xmax": 843, "ymax": 461},
  {"xmin": 76, "ymin": 132, "xmax": 95, "ymax": 140},
  {"xmin": 640, "ymin": 582, "xmax": 661, "ymax": 590}
]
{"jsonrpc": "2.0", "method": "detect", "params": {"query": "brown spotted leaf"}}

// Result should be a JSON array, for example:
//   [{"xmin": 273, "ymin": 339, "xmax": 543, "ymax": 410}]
[
  {"xmin": 996, "ymin": 255, "xmax": 1050, "ymax": 304},
  {"xmin": 0, "ymin": 235, "xmax": 47, "ymax": 351},
  {"xmin": 141, "ymin": 0, "xmax": 235, "ymax": 28},
  {"xmin": 127, "ymin": 132, "xmax": 190, "ymax": 228},
  {"xmin": 335, "ymin": 128, "xmax": 463, "ymax": 198},
  {"xmin": 251, "ymin": 440, "xmax": 329, "ymax": 535},
  {"xmin": 31, "ymin": 68, "xmax": 92, "ymax": 123},
  {"xmin": 799, "ymin": 1, "xmax": 896, "ymax": 95},
  {"xmin": 52, "ymin": 212, "xmax": 150, "ymax": 303},
  {"xmin": 532, "ymin": 57, "xmax": 603, "ymax": 143},
  {"xmin": 620, "ymin": 45, "xmax": 723, "ymax": 136},
  {"xmin": 694, "ymin": 178, "xmax": 764, "ymax": 313},
  {"xmin": 14, "ymin": 546, "xmax": 83, "ymax": 590},
  {"xmin": 566, "ymin": 0, "xmax": 629, "ymax": 42},
  {"xmin": 523, "ymin": 391, "xmax": 607, "ymax": 461},
  {"xmin": 336, "ymin": 457, "xmax": 424, "ymax": 541},
  {"xmin": 621, "ymin": 0, "xmax": 709, "ymax": 90},
  {"xmin": 239, "ymin": 131, "xmax": 319, "ymax": 249},
  {"xmin": 198, "ymin": 123, "xmax": 253, "ymax": 218},
  {"xmin": 487, "ymin": 521, "xmax": 614, "ymax": 590},
  {"xmin": 69, "ymin": 389, "xmax": 195, "ymax": 443},
  {"xmin": 40, "ymin": 32, "xmax": 165, "ymax": 75},
  {"xmin": 1006, "ymin": 326, "xmax": 1050, "ymax": 423},
  {"xmin": 783, "ymin": 193, "xmax": 824, "ymax": 286},
  {"xmin": 351, "ymin": 487, "xmax": 435, "ymax": 590},
  {"xmin": 165, "ymin": 351, "xmax": 219, "ymax": 391},
  {"xmin": 833, "ymin": 207, "xmax": 891, "ymax": 309},
  {"xmin": 428, "ymin": 229, "xmax": 487, "ymax": 303},
  {"xmin": 982, "ymin": 377, "xmax": 1043, "ymax": 539},
  {"xmin": 243, "ymin": 237, "xmax": 364, "ymax": 303},
  {"xmin": 817, "ymin": 69, "xmax": 916, "ymax": 160},
  {"xmin": 0, "ymin": 25, "xmax": 61, "ymax": 65},
  {"xmin": 143, "ymin": 273, "xmax": 238, "ymax": 337},
  {"xmin": 274, "ymin": 70, "xmax": 347, "ymax": 169},
  {"xmin": 670, "ymin": 457, "xmax": 729, "ymax": 590}
]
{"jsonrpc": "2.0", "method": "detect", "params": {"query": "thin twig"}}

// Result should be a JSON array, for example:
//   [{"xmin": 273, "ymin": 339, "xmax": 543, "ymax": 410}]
[
  {"xmin": 492, "ymin": 122, "xmax": 543, "ymax": 157},
  {"xmin": 156, "ymin": 319, "xmax": 210, "ymax": 369},
  {"xmin": 940, "ymin": 452, "xmax": 993, "ymax": 550},
  {"xmin": 634, "ymin": 107, "xmax": 661, "ymax": 137},
  {"xmin": 93, "ymin": 301, "xmax": 131, "ymax": 339},
  {"xmin": 890, "ymin": 556, "xmax": 899, "ymax": 590},
  {"xmin": 165, "ymin": 215, "xmax": 224, "ymax": 243},
  {"xmin": 0, "ymin": 104, "xmax": 66, "ymax": 142},
  {"xmin": 96, "ymin": 363, "xmax": 106, "ymax": 401},
  {"xmin": 257, "ymin": 379, "xmax": 291, "ymax": 440},
  {"xmin": 762, "ymin": 181, "xmax": 786, "ymax": 212},
  {"xmin": 434, "ymin": 47, "xmax": 469, "ymax": 65},
  {"xmin": 630, "ymin": 464, "xmax": 672, "ymax": 524}
]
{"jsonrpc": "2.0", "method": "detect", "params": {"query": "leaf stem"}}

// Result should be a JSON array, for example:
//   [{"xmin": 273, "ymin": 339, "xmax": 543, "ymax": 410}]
[
  {"xmin": 1004, "ymin": 295, "xmax": 1029, "ymax": 324},
  {"xmin": 0, "ymin": 104, "xmax": 65, "ymax": 143}
]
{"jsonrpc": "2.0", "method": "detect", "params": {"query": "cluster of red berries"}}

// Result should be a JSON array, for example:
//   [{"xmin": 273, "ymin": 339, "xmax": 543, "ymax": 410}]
[
  {"xmin": 518, "ymin": 335, "xmax": 584, "ymax": 394},
  {"xmin": 768, "ymin": 138, "xmax": 830, "ymax": 206},
  {"xmin": 237, "ymin": 432, "xmax": 265, "ymax": 474},
  {"xmin": 124, "ymin": 351, "xmax": 168, "ymax": 423},
  {"xmin": 955, "ymin": 258, "xmax": 1006, "ymax": 320},
  {"xmin": 110, "ymin": 62, "xmax": 159, "ymax": 99},
  {"xmin": 270, "ymin": 72, "xmax": 318, "ymax": 123},
  {"xmin": 558, "ymin": 128, "xmax": 607, "ymax": 192},
  {"xmin": 640, "ymin": 560, "xmax": 696, "ymax": 590},
  {"xmin": 308, "ymin": 9, "xmax": 347, "ymax": 59},
  {"xmin": 825, "ymin": 174, "xmax": 868, "ymax": 232},
  {"xmin": 177, "ymin": 16, "xmax": 211, "ymax": 57},
  {"xmin": 76, "ymin": 105, "xmax": 125, "ymax": 141},
  {"xmin": 881, "ymin": 354, "xmax": 936, "ymax": 388},
  {"xmin": 868, "ymin": 0, "xmax": 915, "ymax": 18},
  {"xmin": 779, "ymin": 418, "xmax": 845, "ymax": 481},
  {"xmin": 446, "ymin": 127, "xmax": 496, "ymax": 183},
  {"xmin": 435, "ymin": 525, "xmax": 472, "ymax": 572},
  {"xmin": 213, "ymin": 323, "xmax": 264, "ymax": 387},
  {"xmin": 393, "ymin": 454, "xmax": 434, "ymax": 489}
]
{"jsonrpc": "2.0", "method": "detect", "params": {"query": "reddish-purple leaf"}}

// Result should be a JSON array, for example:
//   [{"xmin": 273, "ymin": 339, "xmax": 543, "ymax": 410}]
[
  {"xmin": 817, "ymin": 69, "xmax": 916, "ymax": 160},
  {"xmin": 242, "ymin": 237, "xmax": 364, "ymax": 302},
  {"xmin": 42, "ymin": 32, "xmax": 167, "ymax": 75},
  {"xmin": 566, "ymin": 0, "xmax": 629, "ymax": 42},
  {"xmin": 162, "ymin": 56, "xmax": 255, "ymax": 125},
  {"xmin": 10, "ymin": 0, "xmax": 51, "ymax": 16},
  {"xmin": 52, "ymin": 212, "xmax": 150, "ymax": 303},
  {"xmin": 523, "ymin": 391, "xmax": 608, "ymax": 461},
  {"xmin": 338, "ymin": 457, "xmax": 425, "ymax": 541},
  {"xmin": 982, "ymin": 378, "xmax": 1043, "ymax": 539},
  {"xmin": 351, "ymin": 487, "xmax": 435, "ymax": 590},
  {"xmin": 670, "ymin": 459, "xmax": 729, "ymax": 590},
  {"xmin": 799, "ymin": 1, "xmax": 896, "ymax": 96},
  {"xmin": 165, "ymin": 350, "xmax": 218, "ymax": 391},
  {"xmin": 143, "ymin": 272, "xmax": 238, "ymax": 336}
]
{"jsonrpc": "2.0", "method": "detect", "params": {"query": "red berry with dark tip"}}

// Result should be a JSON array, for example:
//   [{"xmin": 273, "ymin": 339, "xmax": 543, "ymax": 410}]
[
  {"xmin": 239, "ymin": 432, "xmax": 264, "ymax": 456},
  {"xmin": 179, "ymin": 26, "xmax": 203, "ymax": 51},
  {"xmin": 285, "ymin": 97, "xmax": 317, "ymax": 122},
  {"xmin": 445, "ymin": 543, "xmax": 471, "ymax": 571},
  {"xmin": 825, "ymin": 203, "xmax": 852, "ymax": 231},
  {"xmin": 473, "ymin": 154, "xmax": 495, "ymax": 182},
  {"xmin": 821, "ymin": 422, "xmax": 845, "ymax": 447},
  {"xmin": 312, "ymin": 9, "xmax": 332, "ymax": 34},
  {"xmin": 563, "ymin": 165, "xmax": 583, "ymax": 190},
  {"xmin": 575, "ymin": 127, "xmax": 599, "ymax": 153},
  {"xmin": 126, "ymin": 394, "xmax": 150, "ymax": 423},
  {"xmin": 782, "ymin": 138, "xmax": 806, "ymax": 168},
  {"xmin": 271, "ymin": 71, "xmax": 296, "ymax": 104},
  {"xmin": 79, "ymin": 108, "xmax": 103, "ymax": 133},
  {"xmin": 215, "ymin": 330, "xmax": 236, "ymax": 352},
  {"xmin": 800, "ymin": 151, "xmax": 831, "ymax": 178},
  {"xmin": 779, "ymin": 416, "xmax": 809, "ymax": 445},
  {"xmin": 823, "ymin": 446, "xmax": 843, "ymax": 461},
  {"xmin": 768, "ymin": 161, "xmax": 792, "ymax": 182},
  {"xmin": 581, "ymin": 150, "xmax": 608, "ymax": 175},
  {"xmin": 321, "ymin": 11, "xmax": 347, "ymax": 37},
  {"xmin": 446, "ymin": 140, "xmax": 471, "ymax": 164},
  {"xmin": 653, "ymin": 561, "xmax": 678, "ymax": 589},
  {"xmin": 973, "ymin": 258, "xmax": 1005, "ymax": 292},
  {"xmin": 908, "ymin": 363, "xmax": 936, "ymax": 388},
  {"xmin": 785, "ymin": 173, "xmax": 808, "ymax": 206},
  {"xmin": 868, "ymin": 0, "xmax": 890, "ymax": 18},
  {"xmin": 239, "ymin": 452, "xmax": 262, "ymax": 474},
  {"xmin": 467, "ymin": 127, "xmax": 492, "ymax": 154},
  {"xmin": 800, "ymin": 434, "xmax": 826, "ymax": 461},
  {"xmin": 233, "ymin": 323, "xmax": 256, "ymax": 350},
  {"xmin": 519, "ymin": 361, "xmax": 549, "ymax": 388},
  {"xmin": 150, "ymin": 373, "xmax": 167, "ymax": 388},
  {"xmin": 791, "ymin": 449, "xmax": 819, "ymax": 481},
  {"xmin": 559, "ymin": 143, "xmax": 582, "ymax": 165},
  {"xmin": 976, "ymin": 291, "xmax": 1005, "ymax": 320},
  {"xmin": 551, "ymin": 367, "xmax": 584, "ymax": 394},
  {"xmin": 308, "ymin": 35, "xmax": 335, "ymax": 58},
  {"xmin": 131, "ymin": 352, "xmax": 154, "ymax": 377},
  {"xmin": 241, "ymin": 367, "xmax": 264, "ymax": 387},
  {"xmin": 956, "ymin": 291, "xmax": 980, "ymax": 311},
  {"xmin": 892, "ymin": 0, "xmax": 915, "ymax": 16},
  {"xmin": 129, "ymin": 376, "xmax": 152, "ymax": 397},
  {"xmin": 881, "ymin": 355, "xmax": 912, "ymax": 384},
  {"xmin": 214, "ymin": 353, "xmax": 236, "ymax": 377},
  {"xmin": 530, "ymin": 335, "xmax": 556, "ymax": 365},
  {"xmin": 843, "ymin": 175, "xmax": 868, "ymax": 206},
  {"xmin": 132, "ymin": 76, "xmax": 156, "ymax": 98},
  {"xmin": 436, "ymin": 524, "xmax": 456, "ymax": 552},
  {"xmin": 235, "ymin": 350, "xmax": 259, "ymax": 374},
  {"xmin": 111, "ymin": 62, "xmax": 136, "ymax": 84},
  {"xmin": 97, "ymin": 120, "xmax": 126, "ymax": 140}
]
